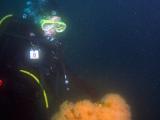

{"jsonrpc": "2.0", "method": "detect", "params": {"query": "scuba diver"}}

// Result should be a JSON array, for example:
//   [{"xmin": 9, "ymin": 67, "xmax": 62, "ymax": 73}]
[
  {"xmin": 0, "ymin": 14, "xmax": 68, "ymax": 117},
  {"xmin": 0, "ymin": 1, "xmax": 97, "ymax": 120},
  {"xmin": 0, "ymin": 14, "xmax": 97, "ymax": 120}
]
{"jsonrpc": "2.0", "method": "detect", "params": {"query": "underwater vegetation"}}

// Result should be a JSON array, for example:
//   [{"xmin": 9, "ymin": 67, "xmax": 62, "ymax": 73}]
[{"xmin": 51, "ymin": 93, "xmax": 131, "ymax": 120}]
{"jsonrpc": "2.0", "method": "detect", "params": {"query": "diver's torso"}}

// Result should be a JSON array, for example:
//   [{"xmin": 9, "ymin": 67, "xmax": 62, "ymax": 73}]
[{"xmin": 0, "ymin": 18, "xmax": 67, "ymax": 114}]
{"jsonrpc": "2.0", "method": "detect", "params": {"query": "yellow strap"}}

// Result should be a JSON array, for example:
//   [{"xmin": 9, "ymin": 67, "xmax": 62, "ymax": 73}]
[{"xmin": 20, "ymin": 69, "xmax": 49, "ymax": 109}]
